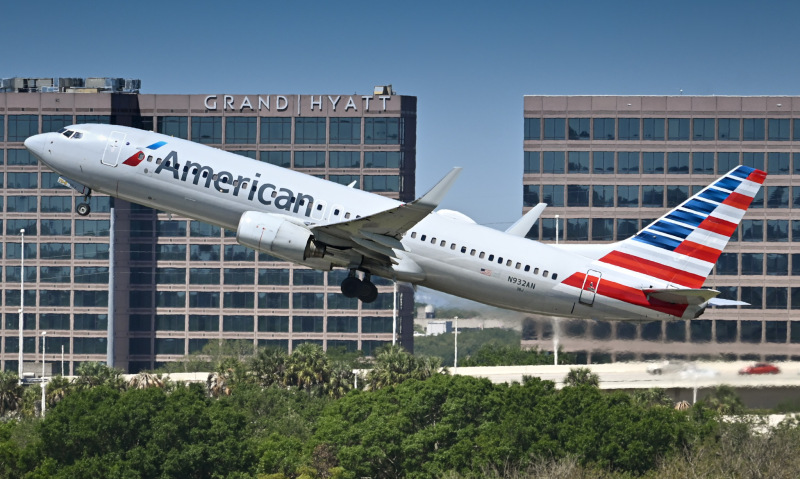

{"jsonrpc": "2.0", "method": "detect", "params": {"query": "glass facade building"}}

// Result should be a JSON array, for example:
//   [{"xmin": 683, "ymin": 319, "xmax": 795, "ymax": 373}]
[
  {"xmin": 0, "ymin": 85, "xmax": 416, "ymax": 374},
  {"xmin": 522, "ymin": 95, "xmax": 800, "ymax": 363}
]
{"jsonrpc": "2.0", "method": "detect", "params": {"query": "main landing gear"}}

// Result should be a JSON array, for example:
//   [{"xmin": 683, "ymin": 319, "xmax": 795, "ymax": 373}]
[{"xmin": 340, "ymin": 270, "xmax": 378, "ymax": 303}]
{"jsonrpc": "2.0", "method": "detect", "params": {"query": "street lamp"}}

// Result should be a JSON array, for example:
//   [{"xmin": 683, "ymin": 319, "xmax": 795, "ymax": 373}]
[
  {"xmin": 41, "ymin": 331, "xmax": 47, "ymax": 416},
  {"xmin": 18, "ymin": 229, "xmax": 24, "ymax": 383}
]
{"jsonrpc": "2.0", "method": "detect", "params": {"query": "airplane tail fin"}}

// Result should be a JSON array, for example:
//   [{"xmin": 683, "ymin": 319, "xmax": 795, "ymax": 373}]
[{"xmin": 598, "ymin": 165, "xmax": 766, "ymax": 289}]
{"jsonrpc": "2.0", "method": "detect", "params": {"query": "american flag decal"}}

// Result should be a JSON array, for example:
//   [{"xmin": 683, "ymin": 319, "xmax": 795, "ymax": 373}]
[{"xmin": 480, "ymin": 268, "xmax": 492, "ymax": 276}]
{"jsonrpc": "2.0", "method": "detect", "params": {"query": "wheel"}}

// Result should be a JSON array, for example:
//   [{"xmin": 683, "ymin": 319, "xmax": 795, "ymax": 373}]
[
  {"xmin": 76, "ymin": 202, "xmax": 91, "ymax": 216},
  {"xmin": 340, "ymin": 276, "xmax": 361, "ymax": 298},
  {"xmin": 358, "ymin": 281, "xmax": 379, "ymax": 303}
]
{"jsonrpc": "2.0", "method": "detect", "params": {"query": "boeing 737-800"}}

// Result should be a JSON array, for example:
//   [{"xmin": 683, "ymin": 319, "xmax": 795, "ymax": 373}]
[{"xmin": 24, "ymin": 124, "xmax": 766, "ymax": 321}]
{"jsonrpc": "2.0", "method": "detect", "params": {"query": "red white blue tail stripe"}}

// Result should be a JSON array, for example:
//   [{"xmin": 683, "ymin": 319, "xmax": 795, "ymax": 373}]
[{"xmin": 603, "ymin": 165, "xmax": 766, "ymax": 288}]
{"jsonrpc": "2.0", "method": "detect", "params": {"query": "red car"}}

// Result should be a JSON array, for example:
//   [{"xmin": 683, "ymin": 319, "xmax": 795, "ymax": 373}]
[{"xmin": 738, "ymin": 363, "xmax": 780, "ymax": 375}]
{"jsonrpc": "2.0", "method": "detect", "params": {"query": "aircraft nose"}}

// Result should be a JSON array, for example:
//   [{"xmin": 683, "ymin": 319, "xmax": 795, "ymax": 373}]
[{"xmin": 24, "ymin": 133, "xmax": 47, "ymax": 160}]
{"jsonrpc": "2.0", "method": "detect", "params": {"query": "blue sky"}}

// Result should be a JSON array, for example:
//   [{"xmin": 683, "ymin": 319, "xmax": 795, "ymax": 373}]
[{"xmin": 4, "ymin": 0, "xmax": 800, "ymax": 228}]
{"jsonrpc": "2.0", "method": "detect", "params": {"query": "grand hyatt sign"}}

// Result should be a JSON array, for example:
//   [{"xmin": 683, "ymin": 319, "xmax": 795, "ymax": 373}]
[{"xmin": 203, "ymin": 94, "xmax": 393, "ymax": 112}]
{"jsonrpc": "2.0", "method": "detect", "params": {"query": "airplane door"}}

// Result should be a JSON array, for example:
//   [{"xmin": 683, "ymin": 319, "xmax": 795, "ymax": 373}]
[
  {"xmin": 101, "ymin": 131, "xmax": 126, "ymax": 167},
  {"xmin": 578, "ymin": 269, "xmax": 602, "ymax": 305}
]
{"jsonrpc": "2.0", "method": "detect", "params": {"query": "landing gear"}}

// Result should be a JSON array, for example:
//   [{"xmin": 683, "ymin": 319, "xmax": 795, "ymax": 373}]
[
  {"xmin": 340, "ymin": 270, "xmax": 379, "ymax": 303},
  {"xmin": 76, "ymin": 202, "xmax": 91, "ymax": 216}
]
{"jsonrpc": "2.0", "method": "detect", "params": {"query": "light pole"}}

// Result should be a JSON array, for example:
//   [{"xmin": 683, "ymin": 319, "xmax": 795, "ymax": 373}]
[
  {"xmin": 18, "ymin": 229, "xmax": 25, "ymax": 383},
  {"xmin": 454, "ymin": 316, "xmax": 459, "ymax": 374},
  {"xmin": 555, "ymin": 215, "xmax": 559, "ymax": 244},
  {"xmin": 41, "ymin": 331, "xmax": 47, "ymax": 416}
]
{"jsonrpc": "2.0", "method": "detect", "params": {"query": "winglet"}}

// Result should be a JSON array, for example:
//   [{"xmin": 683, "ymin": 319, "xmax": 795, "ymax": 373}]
[
  {"xmin": 411, "ymin": 167, "xmax": 462, "ymax": 210},
  {"xmin": 506, "ymin": 203, "xmax": 546, "ymax": 237}
]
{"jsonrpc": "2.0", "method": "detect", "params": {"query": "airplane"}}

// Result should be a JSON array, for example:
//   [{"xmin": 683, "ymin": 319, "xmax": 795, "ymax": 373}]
[{"xmin": 24, "ymin": 124, "xmax": 766, "ymax": 321}]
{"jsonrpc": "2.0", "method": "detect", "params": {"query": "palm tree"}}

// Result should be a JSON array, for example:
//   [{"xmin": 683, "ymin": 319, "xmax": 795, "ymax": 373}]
[
  {"xmin": 327, "ymin": 361, "xmax": 354, "ymax": 399},
  {"xmin": 703, "ymin": 385, "xmax": 744, "ymax": 414},
  {"xmin": 127, "ymin": 372, "xmax": 165, "ymax": 390},
  {"xmin": 284, "ymin": 343, "xmax": 330, "ymax": 394},
  {"xmin": 206, "ymin": 371, "xmax": 232, "ymax": 398},
  {"xmin": 563, "ymin": 367, "xmax": 600, "ymax": 387},
  {"xmin": 248, "ymin": 347, "xmax": 287, "ymax": 387},
  {"xmin": 365, "ymin": 344, "xmax": 433, "ymax": 391},
  {"xmin": 75, "ymin": 362, "xmax": 124, "ymax": 390},
  {"xmin": 45, "ymin": 375, "xmax": 73, "ymax": 408},
  {"xmin": 632, "ymin": 388, "xmax": 674, "ymax": 407},
  {"xmin": 0, "ymin": 370, "xmax": 23, "ymax": 417}
]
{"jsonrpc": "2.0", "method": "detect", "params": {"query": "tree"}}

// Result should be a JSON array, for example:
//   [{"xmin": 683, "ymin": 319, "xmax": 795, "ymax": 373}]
[
  {"xmin": 284, "ymin": 343, "xmax": 330, "ymax": 394},
  {"xmin": 248, "ymin": 347, "xmax": 287, "ymax": 388},
  {"xmin": 75, "ymin": 362, "xmax": 124, "ymax": 390},
  {"xmin": 46, "ymin": 375, "xmax": 73, "ymax": 408},
  {"xmin": 563, "ymin": 367, "xmax": 599, "ymax": 387},
  {"xmin": 631, "ymin": 388, "xmax": 674, "ymax": 408},
  {"xmin": 701, "ymin": 385, "xmax": 744, "ymax": 414},
  {"xmin": 364, "ymin": 344, "xmax": 441, "ymax": 391},
  {"xmin": 0, "ymin": 371, "xmax": 23, "ymax": 417}
]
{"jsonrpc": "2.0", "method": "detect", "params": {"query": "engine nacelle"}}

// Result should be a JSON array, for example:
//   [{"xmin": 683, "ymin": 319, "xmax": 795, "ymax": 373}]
[{"xmin": 236, "ymin": 211, "xmax": 327, "ymax": 265}]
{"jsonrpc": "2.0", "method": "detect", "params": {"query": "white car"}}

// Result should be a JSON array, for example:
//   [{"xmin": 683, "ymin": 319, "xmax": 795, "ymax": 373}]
[
  {"xmin": 646, "ymin": 360, "xmax": 687, "ymax": 375},
  {"xmin": 679, "ymin": 366, "xmax": 720, "ymax": 379}
]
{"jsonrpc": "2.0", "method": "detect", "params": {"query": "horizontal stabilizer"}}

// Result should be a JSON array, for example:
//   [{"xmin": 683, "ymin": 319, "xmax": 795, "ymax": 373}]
[
  {"xmin": 644, "ymin": 288, "xmax": 720, "ymax": 305},
  {"xmin": 506, "ymin": 203, "xmax": 546, "ymax": 237},
  {"xmin": 708, "ymin": 298, "xmax": 750, "ymax": 307}
]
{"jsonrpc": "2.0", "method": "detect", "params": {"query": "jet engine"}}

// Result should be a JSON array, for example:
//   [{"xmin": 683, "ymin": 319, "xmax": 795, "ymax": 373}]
[{"xmin": 236, "ymin": 211, "xmax": 329, "ymax": 268}]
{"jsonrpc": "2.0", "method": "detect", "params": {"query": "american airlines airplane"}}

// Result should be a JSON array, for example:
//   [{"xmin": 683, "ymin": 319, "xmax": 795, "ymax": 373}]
[{"xmin": 24, "ymin": 124, "xmax": 766, "ymax": 321}]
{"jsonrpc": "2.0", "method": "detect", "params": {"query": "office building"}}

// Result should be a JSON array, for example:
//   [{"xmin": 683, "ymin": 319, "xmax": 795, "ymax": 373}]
[{"xmin": 522, "ymin": 95, "xmax": 800, "ymax": 363}]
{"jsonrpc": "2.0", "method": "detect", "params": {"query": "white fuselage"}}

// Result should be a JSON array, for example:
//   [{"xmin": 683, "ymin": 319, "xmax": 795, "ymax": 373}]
[{"xmin": 25, "ymin": 124, "xmax": 692, "ymax": 321}]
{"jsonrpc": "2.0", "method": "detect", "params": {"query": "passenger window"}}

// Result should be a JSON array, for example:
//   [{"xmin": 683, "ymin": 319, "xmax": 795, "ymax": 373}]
[
  {"xmin": 524, "ymin": 265, "xmax": 530, "ymax": 272},
  {"xmin": 411, "ymin": 232, "xmax": 417, "ymax": 238},
  {"xmin": 470, "ymin": 249, "xmax": 476, "ymax": 255},
  {"xmin": 498, "ymin": 257, "xmax": 503, "ymax": 264},
  {"xmin": 440, "ymin": 240, "xmax": 446, "ymax": 247},
  {"xmin": 334, "ymin": 209, "xmax": 340, "ymax": 215},
  {"xmin": 479, "ymin": 252, "xmax": 485, "ymax": 259},
  {"xmin": 431, "ymin": 237, "xmax": 436, "ymax": 244},
  {"xmin": 147, "ymin": 155, "xmax": 153, "ymax": 162},
  {"xmin": 461, "ymin": 246, "xmax": 466, "ymax": 253},
  {"xmin": 488, "ymin": 254, "xmax": 494, "ymax": 261},
  {"xmin": 421, "ymin": 235, "xmax": 427, "ymax": 241},
  {"xmin": 543, "ymin": 270, "xmax": 549, "ymax": 278},
  {"xmin": 552, "ymin": 273, "xmax": 558, "ymax": 280},
  {"xmin": 515, "ymin": 262, "xmax": 521, "ymax": 269},
  {"xmin": 534, "ymin": 268, "xmax": 539, "ymax": 274},
  {"xmin": 507, "ymin": 260, "xmax": 512, "ymax": 267},
  {"xmin": 450, "ymin": 243, "xmax": 456, "ymax": 250},
  {"xmin": 345, "ymin": 213, "xmax": 351, "ymax": 219}
]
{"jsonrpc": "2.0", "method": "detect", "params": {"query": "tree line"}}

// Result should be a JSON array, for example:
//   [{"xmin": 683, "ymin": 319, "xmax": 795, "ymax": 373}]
[{"xmin": 0, "ymin": 342, "xmax": 798, "ymax": 478}]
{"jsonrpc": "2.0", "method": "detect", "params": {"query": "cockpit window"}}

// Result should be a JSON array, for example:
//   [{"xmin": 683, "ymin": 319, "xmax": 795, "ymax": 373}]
[{"xmin": 58, "ymin": 128, "xmax": 83, "ymax": 139}]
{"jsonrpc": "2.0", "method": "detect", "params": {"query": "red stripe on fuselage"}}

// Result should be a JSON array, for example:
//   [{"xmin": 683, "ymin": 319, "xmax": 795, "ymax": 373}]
[
  {"xmin": 698, "ymin": 215, "xmax": 737, "ymax": 237},
  {"xmin": 599, "ymin": 250, "xmax": 705, "ymax": 288},
  {"xmin": 561, "ymin": 273, "xmax": 689, "ymax": 317},
  {"xmin": 673, "ymin": 240, "xmax": 721, "ymax": 264},
  {"xmin": 122, "ymin": 151, "xmax": 144, "ymax": 167}
]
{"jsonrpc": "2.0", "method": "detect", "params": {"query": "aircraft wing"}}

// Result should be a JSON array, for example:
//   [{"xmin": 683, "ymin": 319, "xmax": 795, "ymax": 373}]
[{"xmin": 311, "ymin": 168, "xmax": 461, "ymax": 263}]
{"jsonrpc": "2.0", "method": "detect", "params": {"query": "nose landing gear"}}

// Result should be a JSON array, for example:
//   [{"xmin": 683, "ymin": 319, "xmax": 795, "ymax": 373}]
[
  {"xmin": 340, "ymin": 269, "xmax": 379, "ymax": 303},
  {"xmin": 76, "ymin": 201, "xmax": 91, "ymax": 216}
]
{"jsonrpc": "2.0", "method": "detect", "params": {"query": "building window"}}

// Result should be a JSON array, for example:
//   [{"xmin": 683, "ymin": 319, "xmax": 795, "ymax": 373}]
[
  {"xmin": 567, "ymin": 185, "xmax": 590, "ymax": 207},
  {"xmin": 690, "ymin": 320, "xmax": 712, "ymax": 342},
  {"xmin": 40, "ymin": 243, "xmax": 71, "ymax": 260},
  {"xmin": 156, "ymin": 244, "xmax": 185, "ymax": 261},
  {"xmin": 331, "ymin": 151, "xmax": 361, "ymax": 168},
  {"xmin": 543, "ymin": 118, "xmax": 565, "ymax": 140},
  {"xmin": 692, "ymin": 152, "xmax": 715, "ymax": 174},
  {"xmin": 327, "ymin": 294, "xmax": 359, "ymax": 310},
  {"xmin": 155, "ymin": 314, "xmax": 184, "ymax": 331},
  {"xmin": 765, "ymin": 289, "xmax": 788, "ymax": 310},
  {"xmin": 190, "ymin": 244, "xmax": 220, "ymax": 261},
  {"xmin": 223, "ymin": 315, "xmax": 254, "ymax": 332},
  {"xmin": 616, "ymin": 185, "xmax": 639, "ymax": 207},
  {"xmin": 363, "ymin": 175, "xmax": 400, "ymax": 192},
  {"xmin": 157, "ymin": 116, "xmax": 188, "ymax": 139},
  {"xmin": 524, "ymin": 151, "xmax": 540, "ymax": 174},
  {"xmin": 224, "ymin": 268, "xmax": 254, "ymax": 285},
  {"xmin": 292, "ymin": 293, "xmax": 324, "ymax": 309},
  {"xmin": 74, "ymin": 337, "xmax": 108, "ymax": 355},
  {"xmin": 260, "ymin": 117, "xmax": 291, "ymax": 144},
  {"xmin": 8, "ymin": 172, "xmax": 38, "ymax": 188},
  {"xmin": 741, "ymin": 252, "xmax": 763, "ymax": 274},
  {"xmin": 190, "ymin": 268, "xmax": 220, "ymax": 285},
  {"xmin": 524, "ymin": 118, "xmax": 541, "ymax": 140},
  {"xmin": 742, "ymin": 118, "xmax": 765, "ymax": 141},
  {"xmin": 767, "ymin": 187, "xmax": 789, "ymax": 208},
  {"xmin": 523, "ymin": 185, "xmax": 539, "ymax": 207},
  {"xmin": 766, "ymin": 253, "xmax": 788, "ymax": 275},
  {"xmin": 189, "ymin": 291, "xmax": 220, "ymax": 308},
  {"xmin": 156, "ymin": 267, "xmax": 185, "ymax": 284},
  {"xmin": 593, "ymin": 118, "xmax": 615, "ymax": 140},
  {"xmin": 225, "ymin": 117, "xmax": 257, "ymax": 144},
  {"xmin": 768, "ymin": 119, "xmax": 790, "ymax": 141},
  {"xmin": 542, "ymin": 185, "xmax": 564, "ymax": 207},
  {"xmin": 716, "ymin": 152, "xmax": 739, "ymax": 173},
  {"xmin": 293, "ymin": 269, "xmax": 324, "ymax": 286},
  {"xmin": 667, "ymin": 152, "xmax": 689, "ymax": 173},
  {"xmin": 643, "ymin": 118, "xmax": 665, "ymax": 140},
  {"xmin": 740, "ymin": 220, "xmax": 764, "ymax": 242},
  {"xmin": 592, "ymin": 185, "xmax": 614, "ymax": 207},
  {"xmin": 294, "ymin": 151, "xmax": 326, "ymax": 168},
  {"xmin": 7, "ymin": 196, "xmax": 37, "ymax": 213},
  {"xmin": 258, "ymin": 292, "xmax": 289, "ymax": 309},
  {"xmin": 618, "ymin": 118, "xmax": 640, "ymax": 140},
  {"xmin": 567, "ymin": 151, "xmax": 589, "ymax": 173},
  {"xmin": 329, "ymin": 118, "xmax": 361, "ymax": 144},
  {"xmin": 617, "ymin": 152, "xmax": 639, "ymax": 173},
  {"xmin": 591, "ymin": 218, "xmax": 614, "ymax": 241},
  {"xmin": 692, "ymin": 118, "xmax": 715, "ymax": 140},
  {"xmin": 74, "ymin": 290, "xmax": 108, "ymax": 307},
  {"xmin": 258, "ymin": 315, "xmax": 289, "ymax": 332},
  {"xmin": 666, "ymin": 185, "xmax": 688, "ymax": 207},
  {"xmin": 190, "ymin": 221, "xmax": 220, "ymax": 238},
  {"xmin": 593, "ymin": 151, "xmax": 614, "ymax": 174},
  {"xmin": 75, "ymin": 314, "xmax": 108, "ymax": 330},
  {"xmin": 641, "ymin": 185, "xmax": 664, "ymax": 208},
  {"xmin": 566, "ymin": 218, "xmax": 588, "ymax": 241},
  {"xmin": 8, "ymin": 115, "xmax": 38, "ymax": 142},
  {"xmin": 75, "ymin": 266, "xmax": 109, "ymax": 284},
  {"xmin": 189, "ymin": 315, "xmax": 219, "ymax": 332},
  {"xmin": 718, "ymin": 118, "xmax": 739, "ymax": 140},
  {"xmin": 154, "ymin": 338, "xmax": 184, "ymax": 355},
  {"xmin": 768, "ymin": 152, "xmax": 790, "ymax": 175},
  {"xmin": 568, "ymin": 118, "xmax": 590, "ymax": 140},
  {"xmin": 191, "ymin": 117, "xmax": 222, "ymax": 144},
  {"xmin": 293, "ymin": 315, "xmax": 323, "ymax": 333},
  {"xmin": 364, "ymin": 118, "xmax": 400, "ymax": 145},
  {"xmin": 42, "ymin": 115, "xmax": 72, "ymax": 133},
  {"xmin": 542, "ymin": 151, "xmax": 565, "ymax": 173},
  {"xmin": 715, "ymin": 253, "xmax": 738, "ymax": 275},
  {"xmin": 258, "ymin": 268, "xmax": 290, "ymax": 285},
  {"xmin": 642, "ymin": 152, "xmax": 664, "ymax": 174}
]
